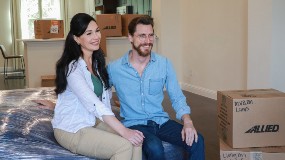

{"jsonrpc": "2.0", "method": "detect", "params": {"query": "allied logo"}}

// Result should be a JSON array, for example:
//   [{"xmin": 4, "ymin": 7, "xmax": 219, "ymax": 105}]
[
  {"xmin": 245, "ymin": 125, "xmax": 279, "ymax": 133},
  {"xmin": 103, "ymin": 26, "xmax": 116, "ymax": 30}
]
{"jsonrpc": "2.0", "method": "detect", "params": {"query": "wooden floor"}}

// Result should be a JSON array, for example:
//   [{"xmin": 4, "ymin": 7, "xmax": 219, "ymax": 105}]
[
  {"xmin": 0, "ymin": 74, "xmax": 220, "ymax": 160},
  {"xmin": 0, "ymin": 74, "xmax": 26, "ymax": 90},
  {"xmin": 162, "ymin": 91, "xmax": 219, "ymax": 160}
]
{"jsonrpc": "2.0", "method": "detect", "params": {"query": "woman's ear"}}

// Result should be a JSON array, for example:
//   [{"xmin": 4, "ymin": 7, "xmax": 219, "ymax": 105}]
[{"xmin": 73, "ymin": 35, "xmax": 80, "ymax": 45}]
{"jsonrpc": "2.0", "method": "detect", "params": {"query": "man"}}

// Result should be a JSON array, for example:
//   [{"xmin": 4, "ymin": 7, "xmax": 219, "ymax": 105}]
[{"xmin": 107, "ymin": 16, "xmax": 205, "ymax": 160}]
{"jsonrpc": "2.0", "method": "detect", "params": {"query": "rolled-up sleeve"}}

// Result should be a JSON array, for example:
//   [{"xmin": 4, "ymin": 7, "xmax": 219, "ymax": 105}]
[
  {"xmin": 67, "ymin": 64, "xmax": 114, "ymax": 121},
  {"xmin": 165, "ymin": 59, "xmax": 191, "ymax": 120}
]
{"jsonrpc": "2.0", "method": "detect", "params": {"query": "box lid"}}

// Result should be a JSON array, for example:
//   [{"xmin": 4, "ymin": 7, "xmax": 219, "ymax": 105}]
[{"xmin": 218, "ymin": 89, "xmax": 285, "ymax": 99}]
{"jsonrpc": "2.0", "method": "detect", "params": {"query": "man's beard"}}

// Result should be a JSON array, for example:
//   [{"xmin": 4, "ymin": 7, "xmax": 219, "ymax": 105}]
[{"xmin": 132, "ymin": 42, "xmax": 153, "ymax": 57}]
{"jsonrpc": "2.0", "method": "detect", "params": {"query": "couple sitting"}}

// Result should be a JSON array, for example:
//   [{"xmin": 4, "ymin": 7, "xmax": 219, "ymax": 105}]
[{"xmin": 37, "ymin": 13, "xmax": 205, "ymax": 160}]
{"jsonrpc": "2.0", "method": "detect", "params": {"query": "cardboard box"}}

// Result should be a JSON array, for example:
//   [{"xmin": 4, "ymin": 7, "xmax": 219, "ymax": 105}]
[
  {"xmin": 220, "ymin": 139, "xmax": 285, "ymax": 160},
  {"xmin": 41, "ymin": 75, "xmax": 56, "ymax": 87},
  {"xmin": 121, "ymin": 14, "xmax": 144, "ymax": 36},
  {"xmin": 217, "ymin": 89, "xmax": 285, "ymax": 148},
  {"xmin": 96, "ymin": 14, "xmax": 122, "ymax": 37},
  {"xmin": 34, "ymin": 20, "xmax": 64, "ymax": 39}
]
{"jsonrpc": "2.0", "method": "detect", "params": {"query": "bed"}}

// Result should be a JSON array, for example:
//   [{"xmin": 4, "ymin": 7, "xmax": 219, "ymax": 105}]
[{"xmin": 0, "ymin": 88, "xmax": 186, "ymax": 160}]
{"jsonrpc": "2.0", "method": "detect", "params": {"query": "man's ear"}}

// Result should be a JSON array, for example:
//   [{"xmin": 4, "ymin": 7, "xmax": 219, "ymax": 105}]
[{"xmin": 128, "ymin": 33, "xmax": 133, "ymax": 43}]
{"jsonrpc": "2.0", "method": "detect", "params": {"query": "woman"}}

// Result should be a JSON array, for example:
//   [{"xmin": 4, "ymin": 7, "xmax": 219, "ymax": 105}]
[{"xmin": 52, "ymin": 13, "xmax": 144, "ymax": 160}]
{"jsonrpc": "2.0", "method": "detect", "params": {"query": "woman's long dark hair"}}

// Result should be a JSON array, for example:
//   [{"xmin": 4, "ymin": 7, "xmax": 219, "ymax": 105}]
[{"xmin": 55, "ymin": 13, "xmax": 110, "ymax": 95}]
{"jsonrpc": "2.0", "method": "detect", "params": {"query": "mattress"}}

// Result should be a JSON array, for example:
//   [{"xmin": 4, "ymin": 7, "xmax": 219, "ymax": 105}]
[
  {"xmin": 0, "ymin": 88, "xmax": 186, "ymax": 160},
  {"xmin": 0, "ymin": 88, "xmax": 93, "ymax": 159}
]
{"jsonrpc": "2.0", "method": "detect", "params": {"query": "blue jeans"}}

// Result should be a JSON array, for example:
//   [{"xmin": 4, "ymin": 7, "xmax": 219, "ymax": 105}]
[{"xmin": 129, "ymin": 120, "xmax": 205, "ymax": 160}]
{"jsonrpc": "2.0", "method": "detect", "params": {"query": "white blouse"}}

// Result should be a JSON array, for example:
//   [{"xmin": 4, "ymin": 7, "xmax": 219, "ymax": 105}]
[{"xmin": 52, "ymin": 57, "xmax": 114, "ymax": 133}]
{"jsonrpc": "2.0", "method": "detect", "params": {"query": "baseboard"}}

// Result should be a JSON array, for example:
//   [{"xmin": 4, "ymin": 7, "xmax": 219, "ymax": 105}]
[{"xmin": 180, "ymin": 82, "xmax": 217, "ymax": 100}]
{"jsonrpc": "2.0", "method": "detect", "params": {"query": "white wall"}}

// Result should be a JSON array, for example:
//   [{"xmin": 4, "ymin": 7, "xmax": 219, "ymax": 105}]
[
  {"xmin": 247, "ymin": 0, "xmax": 272, "ymax": 89},
  {"xmin": 181, "ymin": 0, "xmax": 248, "ymax": 99},
  {"xmin": 271, "ymin": 0, "xmax": 285, "ymax": 92},
  {"xmin": 157, "ymin": 1, "xmax": 183, "ymax": 81},
  {"xmin": 247, "ymin": 0, "xmax": 285, "ymax": 92}
]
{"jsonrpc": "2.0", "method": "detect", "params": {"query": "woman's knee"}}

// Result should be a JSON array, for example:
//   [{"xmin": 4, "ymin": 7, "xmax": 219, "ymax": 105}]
[
  {"xmin": 111, "ymin": 140, "xmax": 133, "ymax": 160},
  {"xmin": 116, "ymin": 139, "xmax": 133, "ymax": 154}
]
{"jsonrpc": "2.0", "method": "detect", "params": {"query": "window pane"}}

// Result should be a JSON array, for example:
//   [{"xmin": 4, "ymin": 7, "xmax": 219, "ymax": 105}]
[
  {"xmin": 42, "ymin": 0, "xmax": 61, "ymax": 19},
  {"xmin": 21, "ymin": 0, "xmax": 40, "ymax": 19},
  {"xmin": 21, "ymin": 0, "xmax": 40, "ymax": 38}
]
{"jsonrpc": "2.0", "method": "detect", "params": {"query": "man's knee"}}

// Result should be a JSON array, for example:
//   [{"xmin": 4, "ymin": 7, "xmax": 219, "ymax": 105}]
[
  {"xmin": 143, "ymin": 139, "xmax": 165, "ymax": 159},
  {"xmin": 187, "ymin": 133, "xmax": 205, "ymax": 160},
  {"xmin": 195, "ymin": 133, "xmax": 204, "ymax": 148},
  {"xmin": 144, "ymin": 144, "xmax": 164, "ymax": 159}
]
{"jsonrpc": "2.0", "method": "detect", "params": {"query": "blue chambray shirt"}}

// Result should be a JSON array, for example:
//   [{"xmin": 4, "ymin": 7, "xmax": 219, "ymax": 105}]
[{"xmin": 107, "ymin": 51, "xmax": 191, "ymax": 127}]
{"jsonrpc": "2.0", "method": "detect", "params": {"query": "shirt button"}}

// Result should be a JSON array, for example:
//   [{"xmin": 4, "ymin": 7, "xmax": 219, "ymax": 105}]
[
  {"xmin": 141, "ymin": 93, "xmax": 144, "ymax": 95},
  {"xmin": 94, "ymin": 104, "xmax": 96, "ymax": 106},
  {"xmin": 141, "ymin": 81, "xmax": 142, "ymax": 83}
]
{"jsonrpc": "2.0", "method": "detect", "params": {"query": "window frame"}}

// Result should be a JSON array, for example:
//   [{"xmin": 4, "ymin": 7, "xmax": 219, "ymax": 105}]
[{"xmin": 20, "ymin": 0, "xmax": 64, "ymax": 39}]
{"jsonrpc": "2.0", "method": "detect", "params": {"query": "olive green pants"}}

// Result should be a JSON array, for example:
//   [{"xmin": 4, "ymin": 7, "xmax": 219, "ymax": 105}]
[{"xmin": 54, "ymin": 122, "xmax": 141, "ymax": 160}]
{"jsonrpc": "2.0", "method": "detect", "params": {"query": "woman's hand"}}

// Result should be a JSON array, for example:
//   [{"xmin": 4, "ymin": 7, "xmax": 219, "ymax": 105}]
[
  {"xmin": 121, "ymin": 128, "xmax": 144, "ymax": 147},
  {"xmin": 102, "ymin": 115, "xmax": 144, "ymax": 147},
  {"xmin": 32, "ymin": 100, "xmax": 56, "ymax": 110}
]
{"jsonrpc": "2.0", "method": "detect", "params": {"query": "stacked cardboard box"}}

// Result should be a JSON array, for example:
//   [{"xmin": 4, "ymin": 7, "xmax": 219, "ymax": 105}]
[
  {"xmin": 34, "ymin": 20, "xmax": 64, "ymax": 39},
  {"xmin": 41, "ymin": 75, "xmax": 56, "ymax": 87},
  {"xmin": 96, "ymin": 14, "xmax": 145, "ymax": 55},
  {"xmin": 217, "ymin": 89, "xmax": 285, "ymax": 160},
  {"xmin": 96, "ymin": 14, "xmax": 122, "ymax": 55},
  {"xmin": 121, "ymin": 14, "xmax": 144, "ymax": 36},
  {"xmin": 96, "ymin": 14, "xmax": 144, "ymax": 37},
  {"xmin": 220, "ymin": 139, "xmax": 285, "ymax": 160},
  {"xmin": 96, "ymin": 14, "xmax": 122, "ymax": 37}
]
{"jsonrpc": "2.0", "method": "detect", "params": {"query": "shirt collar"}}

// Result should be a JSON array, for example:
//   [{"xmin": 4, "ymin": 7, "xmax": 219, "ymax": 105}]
[
  {"xmin": 121, "ymin": 50, "xmax": 157, "ymax": 66},
  {"xmin": 78, "ymin": 57, "xmax": 87, "ymax": 68}
]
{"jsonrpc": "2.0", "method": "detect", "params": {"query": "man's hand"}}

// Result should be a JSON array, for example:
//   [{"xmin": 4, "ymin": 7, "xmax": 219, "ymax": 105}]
[{"xmin": 181, "ymin": 115, "xmax": 198, "ymax": 146}]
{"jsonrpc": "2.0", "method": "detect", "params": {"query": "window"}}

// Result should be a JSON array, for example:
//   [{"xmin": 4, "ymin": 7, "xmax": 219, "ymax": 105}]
[{"xmin": 20, "ymin": 0, "xmax": 63, "ymax": 39}]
